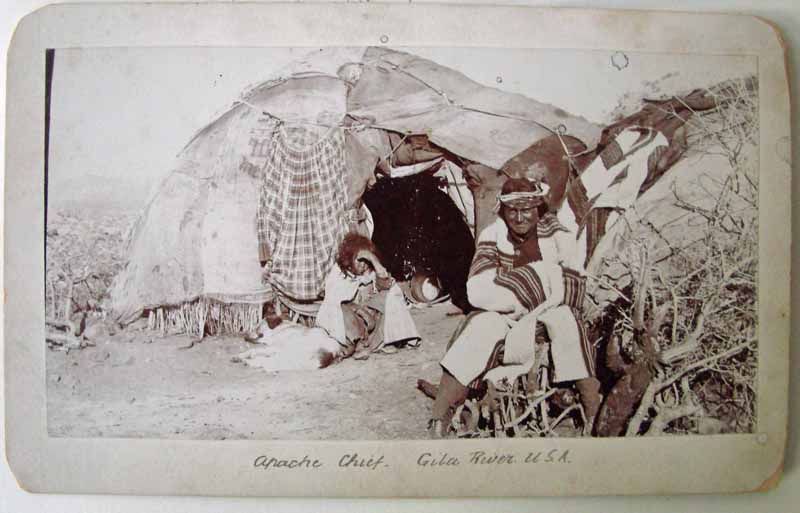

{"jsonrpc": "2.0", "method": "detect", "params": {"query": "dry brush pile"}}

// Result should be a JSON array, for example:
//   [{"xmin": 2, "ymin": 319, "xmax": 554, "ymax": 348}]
[
  {"xmin": 593, "ymin": 76, "xmax": 759, "ymax": 436},
  {"xmin": 45, "ymin": 208, "xmax": 136, "ymax": 349}
]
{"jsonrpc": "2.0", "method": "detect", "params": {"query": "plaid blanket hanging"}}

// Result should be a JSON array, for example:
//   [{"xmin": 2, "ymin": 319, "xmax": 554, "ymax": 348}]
[{"xmin": 258, "ymin": 125, "xmax": 349, "ymax": 301}]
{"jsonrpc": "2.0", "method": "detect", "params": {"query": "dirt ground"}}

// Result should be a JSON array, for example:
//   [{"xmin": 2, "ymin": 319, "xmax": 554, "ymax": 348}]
[{"xmin": 46, "ymin": 302, "xmax": 463, "ymax": 440}]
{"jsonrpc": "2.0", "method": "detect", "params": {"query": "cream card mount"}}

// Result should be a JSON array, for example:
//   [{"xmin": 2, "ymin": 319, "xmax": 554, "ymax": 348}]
[{"xmin": 4, "ymin": 3, "xmax": 790, "ymax": 497}]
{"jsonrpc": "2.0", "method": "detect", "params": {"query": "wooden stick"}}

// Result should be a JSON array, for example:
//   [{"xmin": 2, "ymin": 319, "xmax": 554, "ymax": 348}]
[
  {"xmin": 45, "ymin": 318, "xmax": 72, "ymax": 330},
  {"xmin": 48, "ymin": 279, "xmax": 57, "ymax": 319},
  {"xmin": 507, "ymin": 389, "xmax": 558, "ymax": 429},
  {"xmin": 625, "ymin": 380, "xmax": 657, "ymax": 436},
  {"xmin": 549, "ymin": 404, "xmax": 582, "ymax": 434},
  {"xmin": 63, "ymin": 279, "xmax": 73, "ymax": 321},
  {"xmin": 657, "ymin": 338, "xmax": 755, "ymax": 393},
  {"xmin": 493, "ymin": 411, "xmax": 505, "ymax": 438},
  {"xmin": 46, "ymin": 331, "xmax": 80, "ymax": 348}
]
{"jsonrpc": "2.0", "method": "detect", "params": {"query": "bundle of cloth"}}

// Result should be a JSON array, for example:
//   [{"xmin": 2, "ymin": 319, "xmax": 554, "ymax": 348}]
[{"xmin": 233, "ymin": 305, "xmax": 344, "ymax": 372}]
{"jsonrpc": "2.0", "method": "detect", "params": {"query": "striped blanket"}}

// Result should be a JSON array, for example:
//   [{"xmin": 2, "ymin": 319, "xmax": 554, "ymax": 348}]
[
  {"xmin": 560, "ymin": 128, "xmax": 670, "ymax": 269},
  {"xmin": 469, "ymin": 213, "xmax": 566, "ymax": 277},
  {"xmin": 442, "ymin": 217, "xmax": 596, "ymax": 386},
  {"xmin": 467, "ymin": 214, "xmax": 586, "ymax": 313},
  {"xmin": 257, "ymin": 126, "xmax": 350, "ymax": 301}
]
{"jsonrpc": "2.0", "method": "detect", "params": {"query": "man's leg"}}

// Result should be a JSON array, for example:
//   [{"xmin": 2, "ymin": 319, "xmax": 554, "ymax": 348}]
[
  {"xmin": 427, "ymin": 312, "xmax": 509, "ymax": 436},
  {"xmin": 538, "ymin": 306, "xmax": 601, "ymax": 433},
  {"xmin": 428, "ymin": 369, "xmax": 469, "ymax": 437},
  {"xmin": 539, "ymin": 306, "xmax": 592, "ymax": 382},
  {"xmin": 439, "ymin": 311, "xmax": 509, "ymax": 385},
  {"xmin": 575, "ymin": 376, "xmax": 602, "ymax": 419}
]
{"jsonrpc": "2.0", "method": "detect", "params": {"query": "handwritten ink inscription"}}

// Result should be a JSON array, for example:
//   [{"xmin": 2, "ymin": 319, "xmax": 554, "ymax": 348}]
[
  {"xmin": 253, "ymin": 455, "xmax": 323, "ymax": 470},
  {"xmin": 252, "ymin": 449, "xmax": 571, "ymax": 472},
  {"xmin": 338, "ymin": 452, "xmax": 386, "ymax": 470},
  {"xmin": 416, "ymin": 449, "xmax": 571, "ymax": 467},
  {"xmin": 252, "ymin": 453, "xmax": 386, "ymax": 471}
]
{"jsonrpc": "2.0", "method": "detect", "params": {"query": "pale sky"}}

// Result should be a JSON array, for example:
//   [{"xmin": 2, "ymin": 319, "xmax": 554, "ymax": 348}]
[{"xmin": 48, "ymin": 46, "xmax": 754, "ymax": 210}]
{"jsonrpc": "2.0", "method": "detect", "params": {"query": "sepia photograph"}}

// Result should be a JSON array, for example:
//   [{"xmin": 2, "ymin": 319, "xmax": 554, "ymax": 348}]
[
  {"xmin": 4, "ymin": 1, "xmax": 793, "ymax": 499},
  {"xmin": 42, "ymin": 44, "xmax": 761, "ymax": 441}
]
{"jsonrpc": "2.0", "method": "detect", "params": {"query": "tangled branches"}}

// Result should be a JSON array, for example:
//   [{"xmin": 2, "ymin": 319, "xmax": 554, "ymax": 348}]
[
  {"xmin": 450, "ymin": 343, "xmax": 590, "ymax": 438},
  {"xmin": 46, "ymin": 209, "xmax": 135, "ymax": 321},
  {"xmin": 598, "ymin": 76, "xmax": 758, "ymax": 435}
]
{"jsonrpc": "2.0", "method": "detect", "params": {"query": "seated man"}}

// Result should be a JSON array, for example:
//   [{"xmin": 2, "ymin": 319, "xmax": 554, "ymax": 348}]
[{"xmin": 420, "ymin": 177, "xmax": 602, "ymax": 437}]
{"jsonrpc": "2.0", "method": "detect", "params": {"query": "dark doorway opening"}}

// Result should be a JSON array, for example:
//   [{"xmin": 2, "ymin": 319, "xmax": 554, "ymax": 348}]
[{"xmin": 364, "ymin": 171, "xmax": 475, "ymax": 313}]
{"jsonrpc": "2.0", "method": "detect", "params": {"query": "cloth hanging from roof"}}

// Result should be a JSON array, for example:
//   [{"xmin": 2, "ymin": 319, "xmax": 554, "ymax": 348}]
[
  {"xmin": 558, "ymin": 128, "xmax": 670, "ymax": 270},
  {"xmin": 257, "ymin": 125, "xmax": 350, "ymax": 301}
]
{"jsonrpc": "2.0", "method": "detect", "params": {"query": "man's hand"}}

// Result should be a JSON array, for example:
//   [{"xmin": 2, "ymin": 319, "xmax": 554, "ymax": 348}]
[
  {"xmin": 506, "ymin": 306, "xmax": 528, "ymax": 321},
  {"xmin": 375, "ymin": 275, "xmax": 395, "ymax": 291}
]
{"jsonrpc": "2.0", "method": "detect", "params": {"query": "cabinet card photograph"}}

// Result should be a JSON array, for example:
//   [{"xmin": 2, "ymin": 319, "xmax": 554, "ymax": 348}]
[{"xmin": 5, "ymin": 3, "xmax": 790, "ymax": 497}]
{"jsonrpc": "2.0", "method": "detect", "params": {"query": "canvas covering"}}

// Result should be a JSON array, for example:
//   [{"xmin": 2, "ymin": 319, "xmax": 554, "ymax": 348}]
[{"xmin": 109, "ymin": 47, "xmax": 600, "ymax": 326}]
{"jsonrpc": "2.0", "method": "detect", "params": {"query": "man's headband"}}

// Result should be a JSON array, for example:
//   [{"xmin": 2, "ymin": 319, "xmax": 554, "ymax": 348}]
[{"xmin": 494, "ymin": 182, "xmax": 550, "ymax": 212}]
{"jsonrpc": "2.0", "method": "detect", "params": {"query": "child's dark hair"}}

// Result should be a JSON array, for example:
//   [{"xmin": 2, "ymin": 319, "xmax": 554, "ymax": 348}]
[{"xmin": 336, "ymin": 233, "xmax": 379, "ymax": 275}]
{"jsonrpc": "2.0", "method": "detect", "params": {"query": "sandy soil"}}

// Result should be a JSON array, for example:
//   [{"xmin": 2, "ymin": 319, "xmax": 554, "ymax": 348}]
[{"xmin": 46, "ymin": 303, "xmax": 463, "ymax": 440}]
